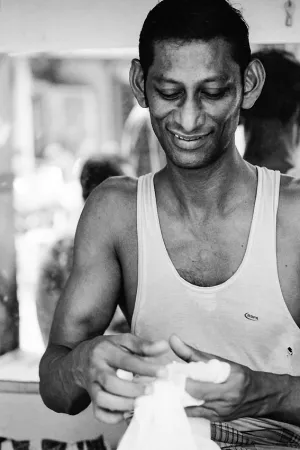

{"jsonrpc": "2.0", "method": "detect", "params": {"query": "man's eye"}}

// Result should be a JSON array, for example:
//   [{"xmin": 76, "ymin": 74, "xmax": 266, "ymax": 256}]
[
  {"xmin": 203, "ymin": 90, "xmax": 227, "ymax": 100},
  {"xmin": 157, "ymin": 90, "xmax": 182, "ymax": 100}
]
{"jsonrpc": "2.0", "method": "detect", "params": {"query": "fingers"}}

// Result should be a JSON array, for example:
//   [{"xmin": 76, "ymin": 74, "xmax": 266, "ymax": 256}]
[
  {"xmin": 89, "ymin": 334, "xmax": 170, "ymax": 425},
  {"xmin": 185, "ymin": 405, "xmax": 220, "ymax": 422},
  {"xmin": 107, "ymin": 343, "xmax": 166, "ymax": 377},
  {"xmin": 96, "ymin": 366, "xmax": 146, "ymax": 398},
  {"xmin": 91, "ymin": 334, "xmax": 169, "ymax": 379},
  {"xmin": 96, "ymin": 389, "xmax": 135, "ymax": 412},
  {"xmin": 117, "ymin": 333, "xmax": 170, "ymax": 357},
  {"xmin": 93, "ymin": 404, "xmax": 124, "ymax": 424},
  {"xmin": 185, "ymin": 378, "xmax": 223, "ymax": 402},
  {"xmin": 90, "ymin": 372, "xmax": 137, "ymax": 424},
  {"xmin": 169, "ymin": 334, "xmax": 198, "ymax": 362},
  {"xmin": 169, "ymin": 334, "xmax": 222, "ymax": 364}
]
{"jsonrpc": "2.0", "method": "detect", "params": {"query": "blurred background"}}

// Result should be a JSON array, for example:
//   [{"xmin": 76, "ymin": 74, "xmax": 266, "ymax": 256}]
[
  {"xmin": 11, "ymin": 53, "xmax": 158, "ymax": 354},
  {"xmin": 1, "ymin": 51, "xmax": 169, "ymax": 360}
]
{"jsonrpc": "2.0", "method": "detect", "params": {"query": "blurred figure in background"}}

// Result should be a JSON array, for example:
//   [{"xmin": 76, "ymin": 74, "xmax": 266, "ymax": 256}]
[
  {"xmin": 36, "ymin": 155, "xmax": 131, "ymax": 345},
  {"xmin": 241, "ymin": 49, "xmax": 300, "ymax": 176},
  {"xmin": 121, "ymin": 101, "xmax": 166, "ymax": 176}
]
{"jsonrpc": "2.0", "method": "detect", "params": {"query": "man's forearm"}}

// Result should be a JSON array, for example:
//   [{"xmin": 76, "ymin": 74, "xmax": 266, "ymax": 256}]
[
  {"xmin": 254, "ymin": 370, "xmax": 300, "ymax": 427},
  {"xmin": 39, "ymin": 340, "xmax": 92, "ymax": 415}
]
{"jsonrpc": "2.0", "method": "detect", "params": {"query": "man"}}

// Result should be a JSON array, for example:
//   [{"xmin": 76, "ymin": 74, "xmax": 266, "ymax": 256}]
[
  {"xmin": 241, "ymin": 48, "xmax": 300, "ymax": 175},
  {"xmin": 36, "ymin": 155, "xmax": 130, "ymax": 345},
  {"xmin": 39, "ymin": 0, "xmax": 300, "ymax": 448}
]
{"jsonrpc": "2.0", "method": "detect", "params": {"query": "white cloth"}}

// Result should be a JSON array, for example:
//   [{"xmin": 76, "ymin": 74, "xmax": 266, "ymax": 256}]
[{"xmin": 117, "ymin": 360, "xmax": 230, "ymax": 450}]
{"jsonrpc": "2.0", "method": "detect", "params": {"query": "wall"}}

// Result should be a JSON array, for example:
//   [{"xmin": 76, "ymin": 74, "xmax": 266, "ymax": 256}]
[
  {"xmin": 240, "ymin": 0, "xmax": 300, "ymax": 43},
  {"xmin": 0, "ymin": 0, "xmax": 299, "ymax": 54},
  {"xmin": 0, "ymin": 380, "xmax": 126, "ymax": 449}
]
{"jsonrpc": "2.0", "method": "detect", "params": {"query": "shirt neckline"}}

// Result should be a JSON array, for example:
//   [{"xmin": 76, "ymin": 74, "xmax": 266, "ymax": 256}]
[{"xmin": 150, "ymin": 167, "xmax": 261, "ymax": 293}]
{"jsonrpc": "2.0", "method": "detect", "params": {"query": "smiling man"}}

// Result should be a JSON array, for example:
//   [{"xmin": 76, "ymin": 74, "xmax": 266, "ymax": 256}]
[{"xmin": 39, "ymin": 0, "xmax": 300, "ymax": 448}]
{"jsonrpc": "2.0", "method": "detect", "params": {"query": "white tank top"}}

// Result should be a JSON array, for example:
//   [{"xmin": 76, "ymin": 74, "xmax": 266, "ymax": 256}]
[{"xmin": 132, "ymin": 166, "xmax": 300, "ymax": 376}]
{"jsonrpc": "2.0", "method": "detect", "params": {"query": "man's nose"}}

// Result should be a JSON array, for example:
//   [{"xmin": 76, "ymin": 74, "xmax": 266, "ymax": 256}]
[{"xmin": 177, "ymin": 99, "xmax": 205, "ymax": 133}]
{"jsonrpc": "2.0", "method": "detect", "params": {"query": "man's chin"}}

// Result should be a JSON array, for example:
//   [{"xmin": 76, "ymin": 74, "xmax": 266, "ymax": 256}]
[
  {"xmin": 165, "ymin": 145, "xmax": 229, "ymax": 171},
  {"xmin": 168, "ymin": 157, "xmax": 213, "ymax": 171}
]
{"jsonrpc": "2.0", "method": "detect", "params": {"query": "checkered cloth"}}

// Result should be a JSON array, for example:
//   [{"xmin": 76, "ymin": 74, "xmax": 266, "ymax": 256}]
[
  {"xmin": 211, "ymin": 418, "xmax": 300, "ymax": 449},
  {"xmin": 0, "ymin": 436, "xmax": 110, "ymax": 450}
]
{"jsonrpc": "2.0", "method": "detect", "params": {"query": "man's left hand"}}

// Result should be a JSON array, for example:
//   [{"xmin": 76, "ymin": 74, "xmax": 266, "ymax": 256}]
[{"xmin": 169, "ymin": 334, "xmax": 277, "ymax": 422}]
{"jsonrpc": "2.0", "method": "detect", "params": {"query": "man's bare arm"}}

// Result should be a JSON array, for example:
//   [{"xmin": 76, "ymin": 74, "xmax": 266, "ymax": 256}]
[
  {"xmin": 39, "ymin": 180, "xmax": 124, "ymax": 414},
  {"xmin": 39, "ymin": 179, "xmax": 169, "ymax": 420}
]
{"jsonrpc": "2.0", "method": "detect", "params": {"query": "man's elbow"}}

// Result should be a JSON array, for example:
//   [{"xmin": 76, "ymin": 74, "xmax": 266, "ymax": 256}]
[
  {"xmin": 39, "ymin": 342, "xmax": 91, "ymax": 415},
  {"xmin": 39, "ymin": 376, "xmax": 69, "ymax": 414},
  {"xmin": 39, "ymin": 380, "xmax": 91, "ymax": 415},
  {"xmin": 65, "ymin": 397, "xmax": 91, "ymax": 415}
]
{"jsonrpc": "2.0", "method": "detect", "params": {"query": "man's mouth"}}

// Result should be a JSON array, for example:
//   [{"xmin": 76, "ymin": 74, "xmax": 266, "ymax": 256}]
[
  {"xmin": 173, "ymin": 132, "xmax": 209, "ymax": 142},
  {"xmin": 168, "ymin": 130, "xmax": 212, "ymax": 150}
]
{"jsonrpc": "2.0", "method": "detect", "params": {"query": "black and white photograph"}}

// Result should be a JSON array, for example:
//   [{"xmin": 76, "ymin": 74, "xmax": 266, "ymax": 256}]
[{"xmin": 1, "ymin": 1, "xmax": 300, "ymax": 449}]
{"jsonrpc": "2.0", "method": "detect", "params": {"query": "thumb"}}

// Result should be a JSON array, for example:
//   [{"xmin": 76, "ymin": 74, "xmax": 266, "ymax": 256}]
[{"xmin": 169, "ymin": 334, "xmax": 198, "ymax": 362}]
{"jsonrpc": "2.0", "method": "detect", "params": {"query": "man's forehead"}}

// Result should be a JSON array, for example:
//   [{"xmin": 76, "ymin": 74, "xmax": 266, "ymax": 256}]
[
  {"xmin": 148, "ymin": 38, "xmax": 239, "ymax": 82},
  {"xmin": 154, "ymin": 37, "xmax": 233, "ymax": 55}
]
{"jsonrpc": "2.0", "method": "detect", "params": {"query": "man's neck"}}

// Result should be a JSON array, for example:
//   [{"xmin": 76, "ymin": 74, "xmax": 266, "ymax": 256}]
[{"xmin": 158, "ymin": 148, "xmax": 256, "ymax": 219}]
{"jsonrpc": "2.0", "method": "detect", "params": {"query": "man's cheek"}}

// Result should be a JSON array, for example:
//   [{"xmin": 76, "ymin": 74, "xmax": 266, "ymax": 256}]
[
  {"xmin": 209, "ymin": 98, "xmax": 240, "ymax": 119},
  {"xmin": 152, "ymin": 101, "xmax": 175, "ymax": 119}
]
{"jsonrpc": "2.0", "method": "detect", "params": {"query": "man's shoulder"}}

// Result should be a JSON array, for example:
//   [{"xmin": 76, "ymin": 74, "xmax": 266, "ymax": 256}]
[
  {"xmin": 73, "ymin": 175, "xmax": 139, "ymax": 257},
  {"xmin": 86, "ymin": 175, "xmax": 138, "ymax": 213},
  {"xmin": 92, "ymin": 175, "xmax": 138, "ymax": 199},
  {"xmin": 79, "ymin": 175, "xmax": 139, "ymax": 237}
]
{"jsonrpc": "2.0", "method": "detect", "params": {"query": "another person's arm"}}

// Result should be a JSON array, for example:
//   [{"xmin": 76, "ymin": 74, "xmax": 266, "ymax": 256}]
[{"xmin": 39, "ymin": 179, "xmax": 168, "ymax": 422}]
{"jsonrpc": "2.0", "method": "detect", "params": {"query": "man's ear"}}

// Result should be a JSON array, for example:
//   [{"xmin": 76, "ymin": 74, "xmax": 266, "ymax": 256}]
[
  {"xmin": 129, "ymin": 59, "xmax": 148, "ymax": 108},
  {"xmin": 241, "ymin": 58, "xmax": 265, "ymax": 111}
]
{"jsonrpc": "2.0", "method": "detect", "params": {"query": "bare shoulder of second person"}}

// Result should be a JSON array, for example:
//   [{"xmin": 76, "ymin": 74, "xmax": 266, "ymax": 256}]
[{"xmin": 278, "ymin": 173, "xmax": 300, "ymax": 235}]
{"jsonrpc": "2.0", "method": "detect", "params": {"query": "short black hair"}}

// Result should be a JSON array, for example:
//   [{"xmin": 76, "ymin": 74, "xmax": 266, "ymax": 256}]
[
  {"xmin": 139, "ymin": 0, "xmax": 251, "ymax": 79},
  {"xmin": 80, "ymin": 156, "xmax": 124, "ymax": 201},
  {"xmin": 242, "ymin": 48, "xmax": 300, "ymax": 126}
]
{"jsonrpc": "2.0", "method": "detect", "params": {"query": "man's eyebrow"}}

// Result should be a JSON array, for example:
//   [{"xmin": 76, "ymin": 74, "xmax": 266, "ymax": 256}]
[
  {"xmin": 152, "ymin": 75, "xmax": 180, "ymax": 84},
  {"xmin": 152, "ymin": 75, "xmax": 232, "ymax": 84},
  {"xmin": 202, "ymin": 75, "xmax": 231, "ymax": 83}
]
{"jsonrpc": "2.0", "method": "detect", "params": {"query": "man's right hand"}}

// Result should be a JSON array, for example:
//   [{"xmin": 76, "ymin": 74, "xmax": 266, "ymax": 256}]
[{"xmin": 84, "ymin": 333, "xmax": 169, "ymax": 424}]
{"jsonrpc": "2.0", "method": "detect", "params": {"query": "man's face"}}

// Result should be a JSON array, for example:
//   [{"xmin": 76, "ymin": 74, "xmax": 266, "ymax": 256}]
[{"xmin": 144, "ymin": 38, "xmax": 244, "ymax": 169}]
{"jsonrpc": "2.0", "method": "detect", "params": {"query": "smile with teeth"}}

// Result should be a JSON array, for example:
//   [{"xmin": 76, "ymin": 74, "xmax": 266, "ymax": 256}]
[{"xmin": 173, "ymin": 133, "xmax": 209, "ymax": 141}]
